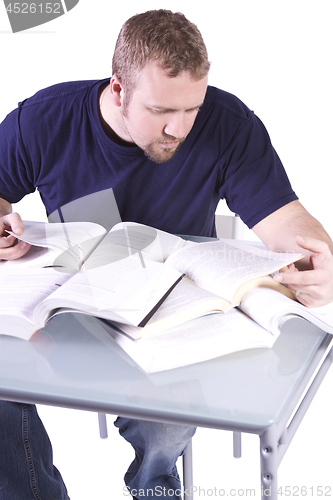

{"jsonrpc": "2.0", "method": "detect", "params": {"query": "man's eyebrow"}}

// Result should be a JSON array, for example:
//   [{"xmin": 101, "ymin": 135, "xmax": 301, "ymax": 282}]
[{"xmin": 149, "ymin": 102, "xmax": 205, "ymax": 112}]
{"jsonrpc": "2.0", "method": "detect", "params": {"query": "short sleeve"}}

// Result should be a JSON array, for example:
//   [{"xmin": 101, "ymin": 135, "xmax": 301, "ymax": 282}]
[
  {"xmin": 0, "ymin": 107, "xmax": 36, "ymax": 203},
  {"xmin": 217, "ymin": 111, "xmax": 298, "ymax": 228}
]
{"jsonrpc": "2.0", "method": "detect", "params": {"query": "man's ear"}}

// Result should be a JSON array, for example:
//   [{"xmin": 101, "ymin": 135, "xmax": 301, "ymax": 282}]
[{"xmin": 110, "ymin": 75, "xmax": 123, "ymax": 107}]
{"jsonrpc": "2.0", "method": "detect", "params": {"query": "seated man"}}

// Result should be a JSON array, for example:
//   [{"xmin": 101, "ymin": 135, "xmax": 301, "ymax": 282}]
[{"xmin": 0, "ymin": 9, "xmax": 332, "ymax": 500}]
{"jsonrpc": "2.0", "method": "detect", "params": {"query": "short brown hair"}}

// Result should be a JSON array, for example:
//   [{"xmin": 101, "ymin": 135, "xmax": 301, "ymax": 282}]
[{"xmin": 112, "ymin": 10, "xmax": 210, "ymax": 95}]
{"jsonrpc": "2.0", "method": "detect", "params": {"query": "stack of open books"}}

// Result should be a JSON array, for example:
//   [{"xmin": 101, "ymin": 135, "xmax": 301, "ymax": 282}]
[{"xmin": 1, "ymin": 221, "xmax": 333, "ymax": 372}]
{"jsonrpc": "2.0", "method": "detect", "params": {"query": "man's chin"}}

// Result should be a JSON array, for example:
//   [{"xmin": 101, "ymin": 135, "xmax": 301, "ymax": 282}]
[{"xmin": 143, "ymin": 142, "xmax": 183, "ymax": 164}]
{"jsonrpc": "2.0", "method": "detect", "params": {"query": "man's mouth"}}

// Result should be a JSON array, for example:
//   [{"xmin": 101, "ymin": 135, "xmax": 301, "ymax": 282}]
[{"xmin": 159, "ymin": 141, "xmax": 179, "ymax": 149}]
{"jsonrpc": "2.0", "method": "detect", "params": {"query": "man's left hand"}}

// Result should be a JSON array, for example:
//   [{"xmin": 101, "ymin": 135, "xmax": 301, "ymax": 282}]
[{"xmin": 273, "ymin": 236, "xmax": 333, "ymax": 307}]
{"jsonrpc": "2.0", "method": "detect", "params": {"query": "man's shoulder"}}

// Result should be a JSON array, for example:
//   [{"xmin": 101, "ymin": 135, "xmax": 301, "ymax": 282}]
[
  {"xmin": 18, "ymin": 79, "xmax": 108, "ymax": 110},
  {"xmin": 205, "ymin": 85, "xmax": 252, "ymax": 121}
]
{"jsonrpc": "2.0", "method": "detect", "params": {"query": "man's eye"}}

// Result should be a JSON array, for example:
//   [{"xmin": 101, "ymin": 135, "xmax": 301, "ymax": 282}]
[
  {"xmin": 185, "ymin": 107, "xmax": 201, "ymax": 114},
  {"xmin": 149, "ymin": 107, "xmax": 201, "ymax": 115},
  {"xmin": 150, "ymin": 108, "xmax": 165, "ymax": 115}
]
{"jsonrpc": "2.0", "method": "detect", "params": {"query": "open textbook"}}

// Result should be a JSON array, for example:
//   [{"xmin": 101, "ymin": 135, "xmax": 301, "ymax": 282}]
[
  {"xmin": 103, "ymin": 287, "xmax": 333, "ymax": 373},
  {"xmin": 0, "ymin": 221, "xmax": 188, "ymax": 340},
  {"xmin": 112, "ymin": 236, "xmax": 304, "ymax": 339},
  {"xmin": 99, "ymin": 308, "xmax": 281, "ymax": 373},
  {"xmin": 1, "ymin": 220, "xmax": 304, "ymax": 341}
]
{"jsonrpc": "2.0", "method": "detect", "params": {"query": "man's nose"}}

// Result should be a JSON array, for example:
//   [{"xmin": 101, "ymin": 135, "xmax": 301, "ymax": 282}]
[{"xmin": 164, "ymin": 112, "xmax": 187, "ymax": 139}]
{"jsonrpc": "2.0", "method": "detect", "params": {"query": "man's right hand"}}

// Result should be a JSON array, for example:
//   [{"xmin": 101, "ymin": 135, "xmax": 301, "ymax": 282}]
[{"xmin": 0, "ymin": 213, "xmax": 31, "ymax": 260}]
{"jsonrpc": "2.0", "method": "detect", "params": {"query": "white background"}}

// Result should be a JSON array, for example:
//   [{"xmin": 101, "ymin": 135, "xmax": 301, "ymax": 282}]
[{"xmin": 1, "ymin": 1, "xmax": 332, "ymax": 499}]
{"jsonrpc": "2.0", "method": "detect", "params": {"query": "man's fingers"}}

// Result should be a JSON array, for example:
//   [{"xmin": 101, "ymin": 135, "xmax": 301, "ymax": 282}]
[
  {"xmin": 0, "ymin": 240, "xmax": 31, "ymax": 260},
  {"xmin": 273, "ymin": 236, "xmax": 333, "ymax": 307},
  {"xmin": 296, "ymin": 235, "xmax": 332, "ymax": 258},
  {"xmin": 0, "ymin": 212, "xmax": 28, "ymax": 260},
  {"xmin": 1, "ymin": 212, "xmax": 25, "ymax": 236},
  {"xmin": 274, "ymin": 267, "xmax": 329, "ymax": 287},
  {"xmin": 274, "ymin": 268, "xmax": 332, "ymax": 306},
  {"xmin": 0, "ymin": 233, "xmax": 17, "ymax": 249},
  {"xmin": 292, "ymin": 290, "xmax": 320, "ymax": 308}
]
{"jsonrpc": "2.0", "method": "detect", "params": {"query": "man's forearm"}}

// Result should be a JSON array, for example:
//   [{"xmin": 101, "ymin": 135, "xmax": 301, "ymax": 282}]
[
  {"xmin": 0, "ymin": 197, "xmax": 12, "ymax": 218},
  {"xmin": 270, "ymin": 212, "xmax": 332, "ymax": 256},
  {"xmin": 253, "ymin": 200, "xmax": 333, "ymax": 256}
]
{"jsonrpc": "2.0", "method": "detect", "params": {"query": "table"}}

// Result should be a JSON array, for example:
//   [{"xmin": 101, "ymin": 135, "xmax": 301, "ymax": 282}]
[{"xmin": 0, "ymin": 310, "xmax": 332, "ymax": 500}]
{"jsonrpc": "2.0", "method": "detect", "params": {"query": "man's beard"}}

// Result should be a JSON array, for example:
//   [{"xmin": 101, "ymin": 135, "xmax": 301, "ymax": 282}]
[
  {"xmin": 121, "ymin": 105, "xmax": 186, "ymax": 163},
  {"xmin": 142, "ymin": 138, "xmax": 185, "ymax": 163}
]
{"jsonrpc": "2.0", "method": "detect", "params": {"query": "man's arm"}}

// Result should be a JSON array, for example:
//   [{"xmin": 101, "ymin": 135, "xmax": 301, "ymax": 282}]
[
  {"xmin": 252, "ymin": 200, "xmax": 333, "ymax": 307},
  {"xmin": 0, "ymin": 197, "xmax": 31, "ymax": 260}
]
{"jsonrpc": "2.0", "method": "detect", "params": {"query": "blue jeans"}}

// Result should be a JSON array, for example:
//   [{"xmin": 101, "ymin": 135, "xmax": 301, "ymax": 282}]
[
  {"xmin": 114, "ymin": 417, "xmax": 196, "ymax": 499},
  {"xmin": 0, "ymin": 402, "xmax": 69, "ymax": 500},
  {"xmin": 0, "ymin": 402, "xmax": 196, "ymax": 500}
]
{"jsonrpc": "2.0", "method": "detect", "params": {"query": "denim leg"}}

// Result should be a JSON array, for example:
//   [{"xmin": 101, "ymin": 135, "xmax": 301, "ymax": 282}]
[
  {"xmin": 115, "ymin": 417, "xmax": 196, "ymax": 500},
  {"xmin": 0, "ymin": 401, "xmax": 69, "ymax": 500}
]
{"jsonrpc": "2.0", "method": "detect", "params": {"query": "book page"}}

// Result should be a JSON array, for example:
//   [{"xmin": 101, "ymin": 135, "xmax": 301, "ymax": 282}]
[
  {"xmin": 36, "ymin": 253, "xmax": 183, "ymax": 327},
  {"xmin": 165, "ymin": 239, "xmax": 302, "ymax": 303},
  {"xmin": 102, "ymin": 222, "xmax": 196, "ymax": 263},
  {"xmin": 239, "ymin": 287, "xmax": 333, "ymax": 336},
  {"xmin": 7, "ymin": 220, "xmax": 107, "ymax": 270},
  {"xmin": 117, "ymin": 278, "xmax": 229, "ymax": 339},
  {"xmin": 0, "ymin": 245, "xmax": 62, "ymax": 272},
  {"xmin": 107, "ymin": 309, "xmax": 275, "ymax": 373},
  {"xmin": 0, "ymin": 267, "xmax": 71, "ymax": 326}
]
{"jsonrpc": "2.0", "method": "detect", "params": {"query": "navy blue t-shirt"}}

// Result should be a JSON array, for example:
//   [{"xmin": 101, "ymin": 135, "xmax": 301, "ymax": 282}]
[{"xmin": 0, "ymin": 79, "xmax": 297, "ymax": 236}]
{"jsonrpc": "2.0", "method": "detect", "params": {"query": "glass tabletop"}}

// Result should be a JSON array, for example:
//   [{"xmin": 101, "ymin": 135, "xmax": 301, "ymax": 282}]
[{"xmin": 0, "ymin": 312, "xmax": 330, "ymax": 433}]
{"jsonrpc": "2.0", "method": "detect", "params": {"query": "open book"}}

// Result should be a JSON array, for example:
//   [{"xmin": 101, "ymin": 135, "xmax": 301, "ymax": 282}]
[
  {"xmin": 0, "ymin": 221, "xmax": 190, "ymax": 340},
  {"xmin": 97, "ymin": 234, "xmax": 333, "ymax": 373},
  {"xmin": 1, "ymin": 221, "xmax": 304, "ymax": 341},
  {"xmin": 112, "ymin": 236, "xmax": 304, "ymax": 339},
  {"xmin": 101, "ymin": 285, "xmax": 333, "ymax": 373}
]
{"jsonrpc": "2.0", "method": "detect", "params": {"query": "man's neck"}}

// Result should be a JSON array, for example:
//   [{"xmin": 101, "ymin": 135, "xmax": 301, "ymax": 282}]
[{"xmin": 99, "ymin": 84, "xmax": 134, "ymax": 146}]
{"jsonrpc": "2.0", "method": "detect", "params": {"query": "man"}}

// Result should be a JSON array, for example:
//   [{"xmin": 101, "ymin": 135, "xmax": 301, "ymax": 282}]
[{"xmin": 0, "ymin": 9, "xmax": 332, "ymax": 500}]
